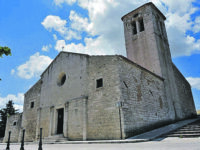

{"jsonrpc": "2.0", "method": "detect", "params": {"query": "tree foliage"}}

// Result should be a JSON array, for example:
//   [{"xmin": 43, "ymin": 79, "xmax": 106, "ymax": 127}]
[
  {"xmin": 0, "ymin": 46, "xmax": 11, "ymax": 57},
  {"xmin": 0, "ymin": 46, "xmax": 11, "ymax": 81},
  {"xmin": 0, "ymin": 100, "xmax": 18, "ymax": 137}
]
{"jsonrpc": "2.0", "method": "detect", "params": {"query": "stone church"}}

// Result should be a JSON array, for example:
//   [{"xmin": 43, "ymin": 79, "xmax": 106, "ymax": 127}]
[{"xmin": 4, "ymin": 2, "xmax": 196, "ymax": 142}]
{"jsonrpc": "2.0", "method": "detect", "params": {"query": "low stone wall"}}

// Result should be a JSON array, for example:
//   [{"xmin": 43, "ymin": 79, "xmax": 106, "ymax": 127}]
[{"xmin": 3, "ymin": 113, "xmax": 22, "ymax": 143}]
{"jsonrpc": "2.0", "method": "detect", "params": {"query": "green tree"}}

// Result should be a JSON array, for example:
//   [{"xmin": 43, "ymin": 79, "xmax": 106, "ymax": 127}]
[
  {"xmin": 0, "ymin": 46, "xmax": 11, "ymax": 81},
  {"xmin": 0, "ymin": 46, "xmax": 11, "ymax": 57},
  {"xmin": 0, "ymin": 100, "xmax": 18, "ymax": 137}
]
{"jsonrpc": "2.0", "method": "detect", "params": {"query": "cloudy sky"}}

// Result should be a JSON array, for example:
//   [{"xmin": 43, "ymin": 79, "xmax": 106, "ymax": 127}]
[{"xmin": 0, "ymin": 0, "xmax": 200, "ymax": 112}]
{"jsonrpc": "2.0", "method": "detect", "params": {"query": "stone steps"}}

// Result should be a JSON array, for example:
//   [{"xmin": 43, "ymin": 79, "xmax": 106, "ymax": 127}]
[
  {"xmin": 166, "ymin": 134, "xmax": 200, "ymax": 138},
  {"xmin": 42, "ymin": 134, "xmax": 68, "ymax": 143},
  {"xmin": 164, "ymin": 119, "xmax": 200, "ymax": 138},
  {"xmin": 172, "ymin": 131, "xmax": 200, "ymax": 134}
]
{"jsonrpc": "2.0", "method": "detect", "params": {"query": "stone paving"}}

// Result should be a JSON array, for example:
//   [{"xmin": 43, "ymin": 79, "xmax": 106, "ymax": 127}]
[
  {"xmin": 0, "ymin": 137, "xmax": 200, "ymax": 150},
  {"xmin": 1, "ymin": 117, "xmax": 200, "ymax": 150}
]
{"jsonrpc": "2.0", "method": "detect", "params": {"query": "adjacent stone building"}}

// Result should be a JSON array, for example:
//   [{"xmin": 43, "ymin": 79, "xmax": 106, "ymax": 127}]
[{"xmin": 3, "ymin": 2, "xmax": 196, "ymax": 142}]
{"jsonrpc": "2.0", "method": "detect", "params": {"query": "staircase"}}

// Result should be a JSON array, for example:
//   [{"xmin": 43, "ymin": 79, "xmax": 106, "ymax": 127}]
[
  {"xmin": 42, "ymin": 134, "xmax": 68, "ymax": 143},
  {"xmin": 165, "ymin": 119, "xmax": 200, "ymax": 138}
]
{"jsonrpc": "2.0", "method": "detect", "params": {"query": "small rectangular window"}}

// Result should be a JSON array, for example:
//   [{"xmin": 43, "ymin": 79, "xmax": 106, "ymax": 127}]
[
  {"xmin": 31, "ymin": 102, "xmax": 34, "ymax": 108},
  {"xmin": 131, "ymin": 21, "xmax": 137, "ymax": 35},
  {"xmin": 133, "ymin": 13, "xmax": 138, "ymax": 18},
  {"xmin": 96, "ymin": 78, "xmax": 103, "ymax": 88},
  {"xmin": 139, "ymin": 18, "xmax": 144, "ymax": 32},
  {"xmin": 13, "ymin": 122, "xmax": 17, "ymax": 126}
]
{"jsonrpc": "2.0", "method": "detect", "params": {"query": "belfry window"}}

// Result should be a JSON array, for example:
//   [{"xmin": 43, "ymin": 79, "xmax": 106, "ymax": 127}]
[
  {"xmin": 131, "ymin": 21, "xmax": 137, "ymax": 35},
  {"xmin": 96, "ymin": 78, "xmax": 103, "ymax": 88},
  {"xmin": 138, "ymin": 18, "xmax": 145, "ymax": 32}
]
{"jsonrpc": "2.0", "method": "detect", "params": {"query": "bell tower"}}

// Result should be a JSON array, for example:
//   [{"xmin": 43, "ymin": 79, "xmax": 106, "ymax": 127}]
[
  {"xmin": 122, "ymin": 2, "xmax": 180, "ymax": 120},
  {"xmin": 121, "ymin": 2, "xmax": 171, "ymax": 77}
]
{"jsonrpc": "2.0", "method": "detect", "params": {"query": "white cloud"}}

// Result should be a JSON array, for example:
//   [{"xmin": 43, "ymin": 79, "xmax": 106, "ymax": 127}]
[
  {"xmin": 166, "ymin": 12, "xmax": 192, "ymax": 33},
  {"xmin": 161, "ymin": 0, "xmax": 196, "ymax": 15},
  {"xmin": 51, "ymin": 0, "xmax": 200, "ymax": 57},
  {"xmin": 55, "ymin": 36, "xmax": 114, "ymax": 55},
  {"xmin": 42, "ymin": 44, "xmax": 52, "ymax": 52},
  {"xmin": 166, "ymin": 27, "xmax": 200, "ymax": 57},
  {"xmin": 193, "ymin": 16, "xmax": 200, "ymax": 33},
  {"xmin": 53, "ymin": 34, "xmax": 58, "ymax": 40},
  {"xmin": 186, "ymin": 77, "xmax": 200, "ymax": 90},
  {"xmin": 69, "ymin": 10, "xmax": 94, "ymax": 34},
  {"xmin": 16, "ymin": 52, "xmax": 53, "ymax": 79},
  {"xmin": 41, "ymin": 15, "xmax": 81, "ymax": 40},
  {"xmin": 11, "ymin": 69, "xmax": 15, "ymax": 75},
  {"xmin": 54, "ymin": 0, "xmax": 76, "ymax": 6},
  {"xmin": 41, "ymin": 15, "xmax": 67, "ymax": 34},
  {"xmin": 0, "ymin": 93, "xmax": 24, "ymax": 112},
  {"xmin": 55, "ymin": 40, "xmax": 66, "ymax": 51},
  {"xmin": 14, "ymin": 104, "xmax": 23, "ymax": 113},
  {"xmin": 163, "ymin": 0, "xmax": 199, "ymax": 57}
]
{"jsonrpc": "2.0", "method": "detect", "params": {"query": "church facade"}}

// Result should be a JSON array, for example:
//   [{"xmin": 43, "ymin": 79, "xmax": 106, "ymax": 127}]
[{"xmin": 4, "ymin": 2, "xmax": 196, "ymax": 142}]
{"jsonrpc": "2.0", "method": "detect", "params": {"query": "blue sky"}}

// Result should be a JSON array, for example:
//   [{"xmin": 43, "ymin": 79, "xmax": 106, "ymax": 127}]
[{"xmin": 0, "ymin": 0, "xmax": 200, "ymax": 111}]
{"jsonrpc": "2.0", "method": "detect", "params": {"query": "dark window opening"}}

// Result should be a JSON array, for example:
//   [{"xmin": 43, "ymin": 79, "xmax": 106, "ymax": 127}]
[
  {"xmin": 133, "ymin": 13, "xmax": 138, "ymax": 18},
  {"xmin": 60, "ymin": 74, "xmax": 66, "ymax": 86},
  {"xmin": 13, "ymin": 122, "xmax": 17, "ymax": 126},
  {"xmin": 139, "ymin": 18, "xmax": 145, "ymax": 32},
  {"xmin": 131, "ymin": 21, "xmax": 137, "ymax": 35},
  {"xmin": 57, "ymin": 73, "xmax": 66, "ymax": 87},
  {"xmin": 31, "ymin": 102, "xmax": 34, "ymax": 108},
  {"xmin": 96, "ymin": 78, "xmax": 103, "ymax": 88}
]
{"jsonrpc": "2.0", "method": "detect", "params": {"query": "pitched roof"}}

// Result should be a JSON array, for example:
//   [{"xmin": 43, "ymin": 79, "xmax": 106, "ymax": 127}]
[{"xmin": 40, "ymin": 51, "xmax": 89, "ymax": 77}]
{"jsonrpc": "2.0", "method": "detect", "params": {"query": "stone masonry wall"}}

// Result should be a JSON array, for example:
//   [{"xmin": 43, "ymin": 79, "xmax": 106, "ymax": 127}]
[
  {"xmin": 38, "ymin": 54, "xmax": 122, "ymax": 140},
  {"xmin": 67, "ymin": 98, "xmax": 85, "ymax": 140},
  {"xmin": 118, "ymin": 56, "xmax": 173, "ymax": 138},
  {"xmin": 172, "ymin": 64, "xmax": 197, "ymax": 119},
  {"xmin": 38, "ymin": 107, "xmax": 50, "ymax": 138},
  {"xmin": 3, "ymin": 113, "xmax": 22, "ymax": 143},
  {"xmin": 38, "ymin": 52, "xmax": 89, "ymax": 139},
  {"xmin": 87, "ymin": 56, "xmax": 122, "ymax": 140},
  {"xmin": 21, "ymin": 80, "xmax": 41, "ymax": 142}
]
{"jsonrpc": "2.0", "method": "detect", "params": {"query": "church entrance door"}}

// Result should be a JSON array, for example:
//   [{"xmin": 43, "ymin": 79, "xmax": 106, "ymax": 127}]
[{"xmin": 57, "ymin": 108, "xmax": 64, "ymax": 134}]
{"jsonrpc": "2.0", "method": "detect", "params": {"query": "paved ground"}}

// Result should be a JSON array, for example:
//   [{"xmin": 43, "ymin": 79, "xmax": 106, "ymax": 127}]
[
  {"xmin": 0, "ymin": 137, "xmax": 200, "ymax": 150},
  {"xmin": 1, "ymin": 117, "xmax": 200, "ymax": 150}
]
